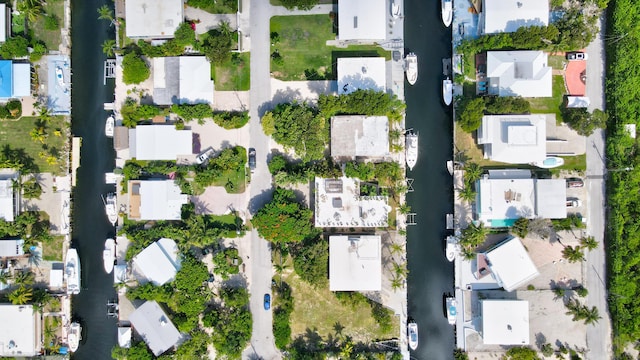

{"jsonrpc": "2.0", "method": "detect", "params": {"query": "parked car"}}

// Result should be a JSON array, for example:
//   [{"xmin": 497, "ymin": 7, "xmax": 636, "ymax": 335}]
[
  {"xmin": 196, "ymin": 147, "xmax": 215, "ymax": 165},
  {"xmin": 263, "ymin": 293, "xmax": 271, "ymax": 310},
  {"xmin": 248, "ymin": 148, "xmax": 256, "ymax": 172},
  {"xmin": 566, "ymin": 177, "xmax": 584, "ymax": 188},
  {"xmin": 566, "ymin": 198, "xmax": 582, "ymax": 208},
  {"xmin": 566, "ymin": 52, "xmax": 588, "ymax": 61}
]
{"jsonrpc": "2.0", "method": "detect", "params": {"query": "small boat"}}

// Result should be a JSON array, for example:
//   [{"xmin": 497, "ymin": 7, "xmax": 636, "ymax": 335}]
[
  {"xmin": 56, "ymin": 67, "xmax": 65, "ymax": 87},
  {"xmin": 65, "ymin": 249, "xmax": 81, "ymax": 295},
  {"xmin": 391, "ymin": 0, "xmax": 401, "ymax": 18},
  {"xmin": 447, "ymin": 160, "xmax": 454, "ymax": 175},
  {"xmin": 103, "ymin": 238, "xmax": 115, "ymax": 274},
  {"xmin": 405, "ymin": 130, "xmax": 418, "ymax": 171},
  {"xmin": 405, "ymin": 53, "xmax": 418, "ymax": 85},
  {"xmin": 104, "ymin": 193, "xmax": 118, "ymax": 226},
  {"xmin": 443, "ymin": 78, "xmax": 453, "ymax": 106},
  {"xmin": 446, "ymin": 296, "xmax": 457, "ymax": 325},
  {"xmin": 407, "ymin": 320, "xmax": 418, "ymax": 350},
  {"xmin": 531, "ymin": 156, "xmax": 565, "ymax": 169},
  {"xmin": 446, "ymin": 235, "xmax": 459, "ymax": 262},
  {"xmin": 105, "ymin": 116, "xmax": 115, "ymax": 138},
  {"xmin": 441, "ymin": 0, "xmax": 453, "ymax": 27},
  {"xmin": 68, "ymin": 322, "xmax": 81, "ymax": 352}
]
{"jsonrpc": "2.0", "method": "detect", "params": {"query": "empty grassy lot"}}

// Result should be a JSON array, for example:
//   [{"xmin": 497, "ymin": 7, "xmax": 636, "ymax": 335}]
[
  {"xmin": 213, "ymin": 53, "xmax": 250, "ymax": 91},
  {"xmin": 528, "ymin": 75, "xmax": 566, "ymax": 121},
  {"xmin": 32, "ymin": 1, "xmax": 64, "ymax": 50}
]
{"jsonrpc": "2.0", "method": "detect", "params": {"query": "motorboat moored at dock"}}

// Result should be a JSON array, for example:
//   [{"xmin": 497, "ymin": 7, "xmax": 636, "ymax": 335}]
[
  {"xmin": 443, "ymin": 78, "xmax": 453, "ymax": 106},
  {"xmin": 103, "ymin": 238, "xmax": 115, "ymax": 274},
  {"xmin": 405, "ymin": 53, "xmax": 418, "ymax": 85},
  {"xmin": 65, "ymin": 248, "xmax": 80, "ymax": 295},
  {"xmin": 105, "ymin": 115, "xmax": 114, "ymax": 138},
  {"xmin": 391, "ymin": 0, "xmax": 401, "ymax": 18},
  {"xmin": 104, "ymin": 193, "xmax": 118, "ymax": 226},
  {"xmin": 441, "ymin": 0, "xmax": 453, "ymax": 27},
  {"xmin": 408, "ymin": 320, "xmax": 418, "ymax": 350},
  {"xmin": 446, "ymin": 296, "xmax": 457, "ymax": 325},
  {"xmin": 67, "ymin": 322, "xmax": 81, "ymax": 352},
  {"xmin": 405, "ymin": 130, "xmax": 418, "ymax": 171},
  {"xmin": 446, "ymin": 235, "xmax": 460, "ymax": 262}
]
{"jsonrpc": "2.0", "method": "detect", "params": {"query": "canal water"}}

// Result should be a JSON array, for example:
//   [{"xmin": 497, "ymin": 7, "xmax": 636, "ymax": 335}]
[
  {"xmin": 404, "ymin": 0, "xmax": 456, "ymax": 359},
  {"xmin": 70, "ymin": 0, "xmax": 117, "ymax": 357}
]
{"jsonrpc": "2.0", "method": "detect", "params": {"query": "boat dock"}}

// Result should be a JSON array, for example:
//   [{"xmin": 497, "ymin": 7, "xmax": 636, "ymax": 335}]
[
  {"xmin": 104, "ymin": 59, "xmax": 116, "ymax": 85},
  {"xmin": 71, "ymin": 137, "xmax": 81, "ymax": 187}
]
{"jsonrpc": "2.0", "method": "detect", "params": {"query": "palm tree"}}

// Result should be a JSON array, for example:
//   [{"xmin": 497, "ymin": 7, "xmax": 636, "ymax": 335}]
[
  {"xmin": 460, "ymin": 247, "xmax": 476, "ymax": 260},
  {"xmin": 398, "ymin": 203, "xmax": 411, "ymax": 214},
  {"xmin": 579, "ymin": 236, "xmax": 598, "ymax": 251},
  {"xmin": 463, "ymin": 162, "xmax": 483, "ymax": 183},
  {"xmin": 8, "ymin": 285, "xmax": 33, "ymax": 305},
  {"xmin": 97, "ymin": 4, "xmax": 114, "ymax": 22},
  {"xmin": 552, "ymin": 287, "xmax": 566, "ymax": 301},
  {"xmin": 102, "ymin": 39, "xmax": 116, "ymax": 57},
  {"xmin": 390, "ymin": 276, "xmax": 404, "ymax": 291},
  {"xmin": 562, "ymin": 245, "xmax": 585, "ymax": 263},
  {"xmin": 217, "ymin": 20, "xmax": 232, "ymax": 37},
  {"xmin": 17, "ymin": 0, "xmax": 43, "ymax": 24},
  {"xmin": 0, "ymin": 270, "xmax": 11, "ymax": 285},
  {"xmin": 565, "ymin": 299, "xmax": 584, "ymax": 321},
  {"xmin": 392, "ymin": 262, "xmax": 409, "ymax": 279},
  {"xmin": 583, "ymin": 306, "xmax": 601, "ymax": 325},
  {"xmin": 457, "ymin": 185, "xmax": 476, "ymax": 202},
  {"xmin": 389, "ymin": 243, "xmax": 404, "ymax": 256},
  {"xmin": 274, "ymin": 262, "xmax": 289, "ymax": 286},
  {"xmin": 14, "ymin": 270, "xmax": 35, "ymax": 286}
]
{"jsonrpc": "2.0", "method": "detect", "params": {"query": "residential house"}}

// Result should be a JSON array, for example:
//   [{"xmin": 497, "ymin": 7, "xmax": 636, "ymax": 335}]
[
  {"xmin": 482, "ymin": 0, "xmax": 548, "ymax": 34},
  {"xmin": 329, "ymin": 235, "xmax": 382, "ymax": 291},
  {"xmin": 486, "ymin": 51, "xmax": 552, "ymax": 98},
  {"xmin": 481, "ymin": 236, "xmax": 540, "ymax": 292},
  {"xmin": 129, "ymin": 301, "xmax": 183, "ymax": 356},
  {"xmin": 0, "ymin": 60, "xmax": 31, "ymax": 99},
  {"xmin": 127, "ymin": 180, "xmax": 189, "ymax": 221},
  {"xmin": 0, "ymin": 170, "xmax": 19, "ymax": 222},
  {"xmin": 477, "ymin": 114, "xmax": 547, "ymax": 164},
  {"xmin": 0, "ymin": 304, "xmax": 42, "ymax": 357},
  {"xmin": 0, "ymin": 238, "xmax": 24, "ymax": 257},
  {"xmin": 338, "ymin": 0, "xmax": 386, "ymax": 41},
  {"xmin": 132, "ymin": 238, "xmax": 181, "ymax": 286},
  {"xmin": 337, "ymin": 57, "xmax": 386, "ymax": 95},
  {"xmin": 0, "ymin": 4, "xmax": 10, "ymax": 43},
  {"xmin": 125, "ymin": 0, "xmax": 184, "ymax": 39},
  {"xmin": 481, "ymin": 300, "xmax": 530, "ymax": 345},
  {"xmin": 153, "ymin": 56, "xmax": 214, "ymax": 105},
  {"xmin": 330, "ymin": 115, "xmax": 389, "ymax": 161},
  {"xmin": 128, "ymin": 125, "xmax": 192, "ymax": 161}
]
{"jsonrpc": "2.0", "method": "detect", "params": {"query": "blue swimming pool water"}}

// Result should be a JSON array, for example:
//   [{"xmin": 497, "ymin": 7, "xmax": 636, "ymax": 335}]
[{"xmin": 491, "ymin": 219, "xmax": 516, "ymax": 227}]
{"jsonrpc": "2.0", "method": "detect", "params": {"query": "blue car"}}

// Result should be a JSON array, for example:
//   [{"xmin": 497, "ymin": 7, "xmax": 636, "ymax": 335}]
[{"xmin": 264, "ymin": 294, "xmax": 271, "ymax": 310}]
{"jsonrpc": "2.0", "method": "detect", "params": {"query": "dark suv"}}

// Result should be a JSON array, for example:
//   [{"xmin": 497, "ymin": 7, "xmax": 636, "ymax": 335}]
[{"xmin": 248, "ymin": 148, "xmax": 256, "ymax": 172}]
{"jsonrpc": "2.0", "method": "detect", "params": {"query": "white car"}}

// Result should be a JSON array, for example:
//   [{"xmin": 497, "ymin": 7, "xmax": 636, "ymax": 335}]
[
  {"xmin": 566, "ymin": 52, "xmax": 588, "ymax": 61},
  {"xmin": 566, "ymin": 198, "xmax": 582, "ymax": 208},
  {"xmin": 196, "ymin": 148, "xmax": 215, "ymax": 165}
]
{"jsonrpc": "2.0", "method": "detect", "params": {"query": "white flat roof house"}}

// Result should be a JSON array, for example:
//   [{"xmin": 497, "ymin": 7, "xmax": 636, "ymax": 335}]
[
  {"xmin": 482, "ymin": 300, "xmax": 530, "ymax": 345},
  {"xmin": 0, "ymin": 239, "xmax": 24, "ymax": 257},
  {"xmin": 125, "ymin": 0, "xmax": 184, "ymax": 39},
  {"xmin": 486, "ymin": 51, "xmax": 552, "ymax": 98},
  {"xmin": 331, "ymin": 115, "xmax": 389, "ymax": 159},
  {"xmin": 337, "ymin": 57, "xmax": 386, "ymax": 95},
  {"xmin": 0, "ymin": 304, "xmax": 41, "ymax": 357},
  {"xmin": 128, "ymin": 180, "xmax": 189, "ymax": 220},
  {"xmin": 476, "ymin": 170, "xmax": 566, "ymax": 227},
  {"xmin": 329, "ymin": 235, "xmax": 381, "ymax": 291},
  {"xmin": 153, "ymin": 56, "xmax": 214, "ymax": 105},
  {"xmin": 129, "ymin": 125, "xmax": 192, "ymax": 160},
  {"xmin": 0, "ymin": 170, "xmax": 18, "ymax": 222},
  {"xmin": 482, "ymin": 0, "xmax": 548, "ymax": 34},
  {"xmin": 0, "ymin": 4, "xmax": 9, "ymax": 43},
  {"xmin": 338, "ymin": 0, "xmax": 386, "ymax": 41},
  {"xmin": 132, "ymin": 238, "xmax": 181, "ymax": 286},
  {"xmin": 484, "ymin": 236, "xmax": 539, "ymax": 292},
  {"xmin": 477, "ymin": 115, "xmax": 547, "ymax": 164},
  {"xmin": 315, "ymin": 177, "xmax": 390, "ymax": 228},
  {"xmin": 130, "ymin": 301, "xmax": 183, "ymax": 356}
]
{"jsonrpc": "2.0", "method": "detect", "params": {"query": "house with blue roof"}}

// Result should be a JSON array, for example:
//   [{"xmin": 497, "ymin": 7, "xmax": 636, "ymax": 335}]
[{"xmin": 0, "ymin": 60, "xmax": 30, "ymax": 99}]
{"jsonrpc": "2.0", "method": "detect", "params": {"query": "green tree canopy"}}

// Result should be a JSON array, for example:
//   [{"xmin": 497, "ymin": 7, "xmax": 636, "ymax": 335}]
[
  {"xmin": 562, "ymin": 108, "xmax": 607, "ymax": 136},
  {"xmin": 0, "ymin": 36, "xmax": 29, "ymax": 59},
  {"xmin": 291, "ymin": 235, "xmax": 328, "ymax": 287},
  {"xmin": 122, "ymin": 53, "xmax": 150, "ymax": 85},
  {"xmin": 457, "ymin": 97, "xmax": 485, "ymax": 132},
  {"xmin": 265, "ymin": 102, "xmax": 326, "ymax": 161},
  {"xmin": 252, "ymin": 188, "xmax": 316, "ymax": 244}
]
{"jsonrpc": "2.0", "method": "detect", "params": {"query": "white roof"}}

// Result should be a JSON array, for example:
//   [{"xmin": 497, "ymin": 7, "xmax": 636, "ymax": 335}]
[
  {"xmin": 535, "ymin": 179, "xmax": 567, "ymax": 219},
  {"xmin": 132, "ymin": 238, "xmax": 181, "ymax": 286},
  {"xmin": 49, "ymin": 268, "xmax": 63, "ymax": 288},
  {"xmin": 0, "ymin": 239, "xmax": 23, "ymax": 257},
  {"xmin": 483, "ymin": 0, "xmax": 548, "ymax": 34},
  {"xmin": 315, "ymin": 177, "xmax": 390, "ymax": 228},
  {"xmin": 329, "ymin": 235, "xmax": 382, "ymax": 291},
  {"xmin": 0, "ymin": 175, "xmax": 16, "ymax": 222},
  {"xmin": 477, "ymin": 115, "xmax": 547, "ymax": 164},
  {"xmin": 337, "ymin": 57, "xmax": 386, "ymax": 95},
  {"xmin": 482, "ymin": 300, "xmax": 530, "ymax": 345},
  {"xmin": 129, "ymin": 126, "xmax": 192, "ymax": 160},
  {"xmin": 138, "ymin": 180, "xmax": 189, "ymax": 220},
  {"xmin": 485, "ymin": 237, "xmax": 539, "ymax": 292},
  {"xmin": 0, "ymin": 4, "xmax": 6, "ymax": 42},
  {"xmin": 12, "ymin": 63, "xmax": 30, "ymax": 97},
  {"xmin": 486, "ymin": 51, "xmax": 552, "ymax": 98},
  {"xmin": 0, "ymin": 304, "xmax": 39, "ymax": 357},
  {"xmin": 338, "ymin": 0, "xmax": 386, "ymax": 40},
  {"xmin": 178, "ymin": 56, "xmax": 214, "ymax": 104},
  {"xmin": 566, "ymin": 96, "xmax": 590, "ymax": 108},
  {"xmin": 118, "ymin": 327, "xmax": 132, "ymax": 348},
  {"xmin": 130, "ymin": 301, "xmax": 182, "ymax": 356},
  {"xmin": 331, "ymin": 115, "xmax": 389, "ymax": 158},
  {"xmin": 477, "ymin": 177, "xmax": 535, "ymax": 226},
  {"xmin": 125, "ymin": 0, "xmax": 183, "ymax": 39}
]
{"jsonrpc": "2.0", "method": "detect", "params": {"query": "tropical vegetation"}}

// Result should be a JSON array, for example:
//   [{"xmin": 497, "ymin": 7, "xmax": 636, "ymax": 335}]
[{"xmin": 251, "ymin": 187, "xmax": 317, "ymax": 244}]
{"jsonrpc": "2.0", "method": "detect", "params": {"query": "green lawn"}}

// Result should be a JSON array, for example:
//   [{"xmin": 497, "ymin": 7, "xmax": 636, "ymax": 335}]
[
  {"xmin": 32, "ymin": 1, "xmax": 64, "ymax": 50},
  {"xmin": 214, "ymin": 52, "xmax": 250, "ymax": 91},
  {"xmin": 270, "ymin": 0, "xmax": 335, "ymax": 6},
  {"xmin": 548, "ymin": 55, "xmax": 568, "ymax": 70},
  {"xmin": 42, "ymin": 235, "xmax": 64, "ymax": 261},
  {"xmin": 270, "ymin": 15, "xmax": 391, "ymax": 81},
  {"xmin": 187, "ymin": 1, "xmax": 237, "ymax": 14},
  {"xmin": 528, "ymin": 75, "xmax": 566, "ymax": 121},
  {"xmin": 0, "ymin": 116, "xmax": 69, "ymax": 174}
]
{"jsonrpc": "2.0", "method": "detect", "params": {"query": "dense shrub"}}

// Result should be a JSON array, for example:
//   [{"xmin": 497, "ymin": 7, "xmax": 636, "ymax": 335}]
[
  {"xmin": 171, "ymin": 103, "xmax": 213, "ymax": 123},
  {"xmin": 44, "ymin": 14, "xmax": 59, "ymax": 30},
  {"xmin": 318, "ymin": 89, "xmax": 406, "ymax": 123},
  {"xmin": 0, "ymin": 36, "xmax": 29, "ymax": 59},
  {"xmin": 290, "ymin": 235, "xmax": 328, "ymax": 287},
  {"xmin": 211, "ymin": 247, "xmax": 242, "ymax": 279},
  {"xmin": 203, "ymin": 286, "xmax": 252, "ymax": 358},
  {"xmin": 120, "ymin": 98, "xmax": 162, "ymax": 127},
  {"xmin": 213, "ymin": 111, "xmax": 249, "ymax": 129},
  {"xmin": 122, "ymin": 53, "xmax": 150, "ymax": 84},
  {"xmin": 273, "ymin": 281, "xmax": 294, "ymax": 349},
  {"xmin": 252, "ymin": 188, "xmax": 316, "ymax": 244}
]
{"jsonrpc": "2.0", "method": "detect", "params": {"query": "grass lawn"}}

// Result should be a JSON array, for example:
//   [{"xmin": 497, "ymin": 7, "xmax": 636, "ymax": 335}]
[
  {"xmin": 32, "ymin": 1, "xmax": 64, "ymax": 50},
  {"xmin": 528, "ymin": 75, "xmax": 566, "ymax": 121},
  {"xmin": 548, "ymin": 55, "xmax": 567, "ymax": 70},
  {"xmin": 270, "ymin": 0, "xmax": 335, "ymax": 5},
  {"xmin": 284, "ymin": 271, "xmax": 397, "ymax": 342},
  {"xmin": 555, "ymin": 154, "xmax": 587, "ymax": 173},
  {"xmin": 0, "ymin": 116, "xmax": 69, "ymax": 174},
  {"xmin": 270, "ymin": 15, "xmax": 390, "ymax": 81},
  {"xmin": 213, "ymin": 52, "xmax": 250, "ymax": 91},
  {"xmin": 42, "ymin": 235, "xmax": 64, "ymax": 261},
  {"xmin": 187, "ymin": 2, "xmax": 237, "ymax": 14}
]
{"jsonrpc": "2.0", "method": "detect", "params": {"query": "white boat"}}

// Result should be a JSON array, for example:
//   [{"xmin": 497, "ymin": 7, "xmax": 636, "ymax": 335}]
[
  {"xmin": 446, "ymin": 297, "xmax": 457, "ymax": 325},
  {"xmin": 446, "ymin": 160, "xmax": 454, "ymax": 175},
  {"xmin": 443, "ymin": 78, "xmax": 453, "ymax": 106},
  {"xmin": 391, "ymin": 0, "xmax": 401, "ymax": 18},
  {"xmin": 531, "ymin": 156, "xmax": 564, "ymax": 169},
  {"xmin": 103, "ymin": 238, "xmax": 115, "ymax": 274},
  {"xmin": 68, "ymin": 322, "xmax": 81, "ymax": 352},
  {"xmin": 441, "ymin": 0, "xmax": 453, "ymax": 27},
  {"xmin": 105, "ymin": 116, "xmax": 115, "ymax": 138},
  {"xmin": 405, "ymin": 130, "xmax": 418, "ymax": 170},
  {"xmin": 405, "ymin": 53, "xmax": 418, "ymax": 85},
  {"xmin": 445, "ymin": 235, "xmax": 460, "ymax": 262},
  {"xmin": 65, "ymin": 249, "xmax": 80, "ymax": 295},
  {"xmin": 56, "ymin": 67, "xmax": 65, "ymax": 87},
  {"xmin": 104, "ymin": 193, "xmax": 118, "ymax": 226},
  {"xmin": 407, "ymin": 320, "xmax": 418, "ymax": 350}
]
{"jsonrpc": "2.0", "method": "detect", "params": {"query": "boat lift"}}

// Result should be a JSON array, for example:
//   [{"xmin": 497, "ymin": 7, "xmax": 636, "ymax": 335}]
[
  {"xmin": 405, "ymin": 213, "xmax": 417, "ymax": 226},
  {"xmin": 104, "ymin": 59, "xmax": 116, "ymax": 85},
  {"xmin": 406, "ymin": 178, "xmax": 414, "ymax": 192}
]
